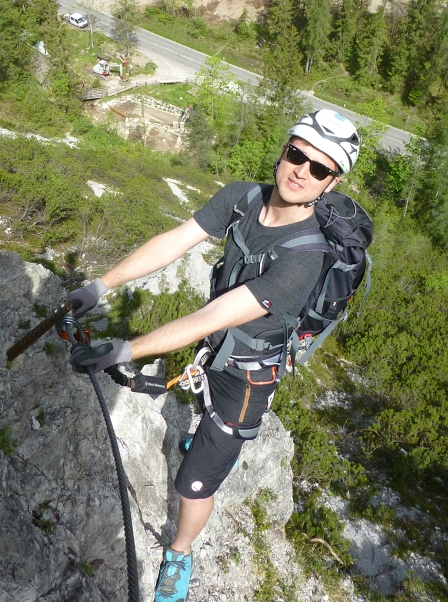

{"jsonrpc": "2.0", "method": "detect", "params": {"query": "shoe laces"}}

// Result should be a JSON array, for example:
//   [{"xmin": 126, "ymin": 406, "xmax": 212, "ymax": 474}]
[{"xmin": 157, "ymin": 557, "xmax": 187, "ymax": 597}]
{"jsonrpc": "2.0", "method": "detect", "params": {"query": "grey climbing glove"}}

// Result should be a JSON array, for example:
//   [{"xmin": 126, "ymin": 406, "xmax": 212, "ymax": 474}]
[
  {"xmin": 67, "ymin": 278, "xmax": 108, "ymax": 319},
  {"xmin": 70, "ymin": 340, "xmax": 132, "ymax": 374}
]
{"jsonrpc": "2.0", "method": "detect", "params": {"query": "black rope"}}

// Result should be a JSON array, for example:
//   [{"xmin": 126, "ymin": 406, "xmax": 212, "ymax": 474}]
[
  {"xmin": 86, "ymin": 367, "xmax": 140, "ymax": 602},
  {"xmin": 60, "ymin": 321, "xmax": 140, "ymax": 602},
  {"xmin": 105, "ymin": 364, "xmax": 132, "ymax": 388}
]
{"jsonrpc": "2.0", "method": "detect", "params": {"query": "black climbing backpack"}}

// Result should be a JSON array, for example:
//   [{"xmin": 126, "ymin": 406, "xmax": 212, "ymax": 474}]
[{"xmin": 208, "ymin": 184, "xmax": 374, "ymax": 377}]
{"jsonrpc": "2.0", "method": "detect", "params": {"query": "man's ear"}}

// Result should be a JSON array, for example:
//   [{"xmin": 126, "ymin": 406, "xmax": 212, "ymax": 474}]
[{"xmin": 324, "ymin": 176, "xmax": 339, "ymax": 193}]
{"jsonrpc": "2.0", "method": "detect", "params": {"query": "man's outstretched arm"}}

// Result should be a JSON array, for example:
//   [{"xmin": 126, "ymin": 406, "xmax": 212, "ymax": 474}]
[
  {"xmin": 68, "ymin": 218, "xmax": 210, "ymax": 318},
  {"xmin": 129, "ymin": 284, "xmax": 267, "ymax": 360},
  {"xmin": 70, "ymin": 284, "xmax": 268, "ymax": 373},
  {"xmin": 101, "ymin": 218, "xmax": 210, "ymax": 290}
]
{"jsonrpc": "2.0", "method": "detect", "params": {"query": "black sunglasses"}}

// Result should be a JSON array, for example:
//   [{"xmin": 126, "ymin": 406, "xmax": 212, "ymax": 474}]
[{"xmin": 284, "ymin": 143, "xmax": 339, "ymax": 181}]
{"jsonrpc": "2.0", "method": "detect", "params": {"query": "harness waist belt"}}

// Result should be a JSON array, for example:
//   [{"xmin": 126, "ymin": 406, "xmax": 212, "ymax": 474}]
[{"xmin": 226, "ymin": 353, "xmax": 282, "ymax": 371}]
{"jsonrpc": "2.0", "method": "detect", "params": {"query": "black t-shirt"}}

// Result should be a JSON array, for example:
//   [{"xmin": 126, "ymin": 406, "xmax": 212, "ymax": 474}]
[{"xmin": 194, "ymin": 181, "xmax": 324, "ymax": 357}]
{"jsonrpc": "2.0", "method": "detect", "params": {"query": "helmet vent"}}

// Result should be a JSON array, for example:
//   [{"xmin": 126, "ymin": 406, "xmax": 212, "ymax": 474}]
[{"xmin": 321, "ymin": 126, "xmax": 336, "ymax": 136}]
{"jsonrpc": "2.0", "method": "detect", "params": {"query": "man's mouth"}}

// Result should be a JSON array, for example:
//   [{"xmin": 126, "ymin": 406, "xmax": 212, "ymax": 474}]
[{"xmin": 287, "ymin": 178, "xmax": 304, "ymax": 190}]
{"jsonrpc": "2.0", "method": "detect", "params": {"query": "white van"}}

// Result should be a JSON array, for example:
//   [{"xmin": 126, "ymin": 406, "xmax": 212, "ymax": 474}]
[{"xmin": 64, "ymin": 13, "xmax": 88, "ymax": 28}]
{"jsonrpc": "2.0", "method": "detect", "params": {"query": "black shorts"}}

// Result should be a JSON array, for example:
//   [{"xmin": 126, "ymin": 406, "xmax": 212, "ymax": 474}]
[{"xmin": 174, "ymin": 365, "xmax": 278, "ymax": 499}]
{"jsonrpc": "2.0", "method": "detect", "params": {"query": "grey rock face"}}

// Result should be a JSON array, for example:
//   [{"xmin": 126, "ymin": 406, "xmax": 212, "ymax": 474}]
[{"xmin": 0, "ymin": 253, "xmax": 296, "ymax": 601}]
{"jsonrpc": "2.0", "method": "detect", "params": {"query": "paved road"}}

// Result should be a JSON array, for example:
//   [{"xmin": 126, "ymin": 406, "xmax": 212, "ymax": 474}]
[{"xmin": 59, "ymin": 0, "xmax": 411, "ymax": 151}]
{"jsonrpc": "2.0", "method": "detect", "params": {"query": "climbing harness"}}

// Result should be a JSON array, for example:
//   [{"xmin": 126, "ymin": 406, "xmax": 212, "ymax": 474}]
[{"xmin": 167, "ymin": 346, "xmax": 265, "ymax": 441}]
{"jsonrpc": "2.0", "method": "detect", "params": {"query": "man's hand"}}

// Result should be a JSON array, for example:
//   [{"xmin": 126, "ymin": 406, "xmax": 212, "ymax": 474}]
[
  {"xmin": 67, "ymin": 279, "xmax": 108, "ymax": 319},
  {"xmin": 70, "ymin": 340, "xmax": 132, "ymax": 374}
]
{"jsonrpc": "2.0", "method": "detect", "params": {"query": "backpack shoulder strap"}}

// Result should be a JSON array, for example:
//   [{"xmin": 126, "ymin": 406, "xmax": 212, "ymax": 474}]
[{"xmin": 229, "ymin": 183, "xmax": 273, "ymax": 226}]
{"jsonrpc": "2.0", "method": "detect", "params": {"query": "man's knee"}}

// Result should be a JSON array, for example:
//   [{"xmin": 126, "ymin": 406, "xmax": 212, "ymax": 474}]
[{"xmin": 179, "ymin": 494, "xmax": 214, "ymax": 509}]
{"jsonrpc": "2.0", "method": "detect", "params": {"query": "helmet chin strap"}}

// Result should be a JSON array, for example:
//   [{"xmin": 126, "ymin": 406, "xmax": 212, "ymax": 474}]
[
  {"xmin": 301, "ymin": 192, "xmax": 325, "ymax": 208},
  {"xmin": 272, "ymin": 158, "xmax": 327, "ymax": 208}
]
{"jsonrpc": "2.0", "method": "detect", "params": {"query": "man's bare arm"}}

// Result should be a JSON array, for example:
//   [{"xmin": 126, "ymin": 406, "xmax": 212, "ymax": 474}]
[
  {"xmin": 129, "ymin": 284, "xmax": 268, "ymax": 360},
  {"xmin": 101, "ymin": 218, "xmax": 210, "ymax": 290}
]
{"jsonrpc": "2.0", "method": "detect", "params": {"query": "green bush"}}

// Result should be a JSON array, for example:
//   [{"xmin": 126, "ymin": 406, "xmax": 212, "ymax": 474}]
[
  {"xmin": 187, "ymin": 18, "xmax": 207, "ymax": 39},
  {"xmin": 0, "ymin": 427, "xmax": 17, "ymax": 456},
  {"xmin": 286, "ymin": 493, "xmax": 353, "ymax": 567},
  {"xmin": 103, "ymin": 281, "xmax": 203, "ymax": 379}
]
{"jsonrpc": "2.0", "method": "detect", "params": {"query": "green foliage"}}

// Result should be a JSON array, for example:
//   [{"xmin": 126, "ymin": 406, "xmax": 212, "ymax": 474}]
[
  {"xmin": 187, "ymin": 18, "xmax": 207, "ymax": 39},
  {"xmin": 300, "ymin": 0, "xmax": 333, "ymax": 74},
  {"xmin": 104, "ymin": 282, "xmax": 203, "ymax": 379},
  {"xmin": 36, "ymin": 408, "xmax": 46, "ymax": 427},
  {"xmin": 234, "ymin": 9, "xmax": 255, "ymax": 41},
  {"xmin": 32, "ymin": 502, "xmax": 54, "ymax": 534},
  {"xmin": 81, "ymin": 561, "xmax": 95, "ymax": 578},
  {"xmin": 0, "ymin": 1, "xmax": 33, "ymax": 84},
  {"xmin": 351, "ymin": 98, "xmax": 388, "ymax": 184},
  {"xmin": 32, "ymin": 258, "xmax": 65, "ymax": 277},
  {"xmin": 0, "ymin": 427, "xmax": 18, "ymax": 456},
  {"xmin": 33, "ymin": 303, "xmax": 49, "ymax": 318},
  {"xmin": 333, "ymin": 0, "xmax": 359, "ymax": 63},
  {"xmin": 286, "ymin": 493, "xmax": 353, "ymax": 566},
  {"xmin": 227, "ymin": 139, "xmax": 265, "ymax": 180},
  {"xmin": 42, "ymin": 342, "xmax": 55, "ymax": 356},
  {"xmin": 193, "ymin": 56, "xmax": 233, "ymax": 130},
  {"xmin": 339, "ymin": 215, "xmax": 448, "ymax": 486},
  {"xmin": 272, "ymin": 372, "xmax": 368, "ymax": 493},
  {"xmin": 184, "ymin": 104, "xmax": 216, "ymax": 169},
  {"xmin": 258, "ymin": 0, "xmax": 304, "ymax": 119}
]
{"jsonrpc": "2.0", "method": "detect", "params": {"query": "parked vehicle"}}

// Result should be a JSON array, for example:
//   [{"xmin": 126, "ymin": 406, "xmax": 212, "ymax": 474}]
[{"xmin": 64, "ymin": 13, "xmax": 88, "ymax": 28}]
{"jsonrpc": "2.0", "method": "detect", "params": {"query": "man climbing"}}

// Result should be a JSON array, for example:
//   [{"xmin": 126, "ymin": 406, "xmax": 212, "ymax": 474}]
[{"xmin": 68, "ymin": 109, "xmax": 360, "ymax": 601}]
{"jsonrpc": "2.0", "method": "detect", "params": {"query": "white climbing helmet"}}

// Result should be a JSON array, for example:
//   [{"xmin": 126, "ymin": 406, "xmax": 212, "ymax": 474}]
[{"xmin": 288, "ymin": 110, "xmax": 360, "ymax": 174}]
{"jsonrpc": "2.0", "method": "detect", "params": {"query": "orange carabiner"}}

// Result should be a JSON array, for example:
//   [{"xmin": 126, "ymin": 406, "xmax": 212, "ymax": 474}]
[
  {"xmin": 59, "ymin": 328, "xmax": 91, "ymax": 344},
  {"xmin": 246, "ymin": 366, "xmax": 277, "ymax": 385}
]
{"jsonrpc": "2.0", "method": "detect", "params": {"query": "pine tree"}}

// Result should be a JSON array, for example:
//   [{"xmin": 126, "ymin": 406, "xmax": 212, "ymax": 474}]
[
  {"xmin": 412, "ymin": 118, "xmax": 448, "ymax": 246},
  {"xmin": 301, "ymin": 0, "xmax": 333, "ymax": 74},
  {"xmin": 398, "ymin": 0, "xmax": 442, "ymax": 104},
  {"xmin": 257, "ymin": 0, "xmax": 304, "ymax": 125},
  {"xmin": 0, "ymin": 1, "xmax": 32, "ymax": 83},
  {"xmin": 353, "ymin": 6, "xmax": 388, "ymax": 84},
  {"xmin": 333, "ymin": 0, "xmax": 358, "ymax": 63}
]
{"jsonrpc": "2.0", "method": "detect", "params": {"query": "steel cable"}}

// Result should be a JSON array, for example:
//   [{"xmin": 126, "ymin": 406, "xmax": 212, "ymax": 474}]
[{"xmin": 62, "ymin": 323, "xmax": 140, "ymax": 602}]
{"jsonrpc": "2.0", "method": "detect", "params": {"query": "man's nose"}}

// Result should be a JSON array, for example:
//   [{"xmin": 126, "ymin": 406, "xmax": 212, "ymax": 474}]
[{"xmin": 293, "ymin": 160, "xmax": 310, "ymax": 178}]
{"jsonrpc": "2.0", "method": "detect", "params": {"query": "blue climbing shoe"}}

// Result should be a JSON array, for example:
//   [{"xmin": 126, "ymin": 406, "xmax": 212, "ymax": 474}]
[
  {"xmin": 154, "ymin": 548, "xmax": 194, "ymax": 601},
  {"xmin": 179, "ymin": 437, "xmax": 239, "ymax": 474}
]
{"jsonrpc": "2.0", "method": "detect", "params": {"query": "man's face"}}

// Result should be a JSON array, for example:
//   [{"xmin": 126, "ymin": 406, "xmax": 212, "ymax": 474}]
[{"xmin": 275, "ymin": 137, "xmax": 340, "ymax": 206}]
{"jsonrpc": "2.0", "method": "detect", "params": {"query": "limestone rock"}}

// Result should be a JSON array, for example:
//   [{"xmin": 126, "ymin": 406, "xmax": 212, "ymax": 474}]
[{"xmin": 0, "ymin": 252, "xmax": 297, "ymax": 601}]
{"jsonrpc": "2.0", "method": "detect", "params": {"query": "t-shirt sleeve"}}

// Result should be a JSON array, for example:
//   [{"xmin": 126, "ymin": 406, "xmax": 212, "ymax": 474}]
[
  {"xmin": 193, "ymin": 181, "xmax": 252, "ymax": 239},
  {"xmin": 245, "ymin": 249, "xmax": 324, "ymax": 318}
]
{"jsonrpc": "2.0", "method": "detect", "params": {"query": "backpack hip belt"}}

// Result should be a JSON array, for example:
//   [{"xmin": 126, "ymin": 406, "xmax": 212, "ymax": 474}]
[{"xmin": 206, "ymin": 335, "xmax": 282, "ymax": 371}]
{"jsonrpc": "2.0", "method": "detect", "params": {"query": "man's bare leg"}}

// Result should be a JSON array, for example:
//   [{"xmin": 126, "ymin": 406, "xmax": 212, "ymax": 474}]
[{"xmin": 170, "ymin": 495, "xmax": 214, "ymax": 555}]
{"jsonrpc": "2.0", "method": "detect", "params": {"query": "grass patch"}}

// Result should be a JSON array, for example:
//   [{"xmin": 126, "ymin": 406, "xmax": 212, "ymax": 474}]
[
  {"xmin": 137, "ymin": 10, "xmax": 263, "ymax": 75},
  {"xmin": 313, "ymin": 77, "xmax": 425, "ymax": 134},
  {"xmin": 32, "ymin": 503, "xmax": 54, "ymax": 535},
  {"xmin": 138, "ymin": 83, "xmax": 194, "ymax": 108},
  {"xmin": 0, "ymin": 427, "xmax": 18, "ymax": 456},
  {"xmin": 81, "ymin": 560, "xmax": 95, "ymax": 578},
  {"xmin": 246, "ymin": 490, "xmax": 298, "ymax": 602}
]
